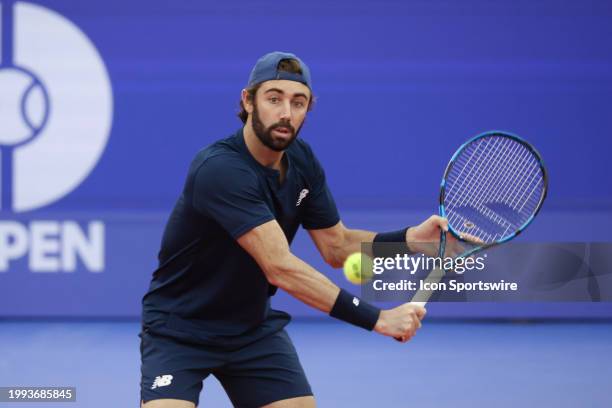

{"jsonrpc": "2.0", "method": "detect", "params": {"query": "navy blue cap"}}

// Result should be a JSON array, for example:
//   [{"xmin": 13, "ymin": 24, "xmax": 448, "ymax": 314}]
[{"xmin": 248, "ymin": 51, "xmax": 312, "ymax": 89}]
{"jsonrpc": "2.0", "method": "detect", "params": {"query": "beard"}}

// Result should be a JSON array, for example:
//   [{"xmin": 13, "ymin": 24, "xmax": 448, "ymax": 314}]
[{"xmin": 251, "ymin": 102, "xmax": 302, "ymax": 152}]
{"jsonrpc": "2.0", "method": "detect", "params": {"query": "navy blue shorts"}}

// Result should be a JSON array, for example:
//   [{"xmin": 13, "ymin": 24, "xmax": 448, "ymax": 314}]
[{"xmin": 140, "ymin": 328, "xmax": 312, "ymax": 407}]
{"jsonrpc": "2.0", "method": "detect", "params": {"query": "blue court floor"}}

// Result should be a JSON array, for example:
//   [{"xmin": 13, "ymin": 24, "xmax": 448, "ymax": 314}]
[{"xmin": 0, "ymin": 319, "xmax": 611, "ymax": 407}]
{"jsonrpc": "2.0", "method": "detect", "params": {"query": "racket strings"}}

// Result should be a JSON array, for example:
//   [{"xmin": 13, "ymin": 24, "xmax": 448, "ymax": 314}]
[
  {"xmin": 448, "ymin": 138, "xmax": 511, "ymax": 211},
  {"xmin": 444, "ymin": 135, "xmax": 545, "ymax": 243},
  {"xmin": 453, "ymin": 138, "xmax": 543, "ymax": 239},
  {"xmin": 458, "ymin": 138, "xmax": 516, "ymax": 212},
  {"xmin": 447, "ymin": 138, "xmax": 515, "ymax": 241}
]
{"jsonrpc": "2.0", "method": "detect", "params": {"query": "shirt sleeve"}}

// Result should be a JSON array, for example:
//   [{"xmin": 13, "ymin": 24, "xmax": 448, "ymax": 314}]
[
  {"xmin": 301, "ymin": 151, "xmax": 340, "ymax": 230},
  {"xmin": 192, "ymin": 155, "xmax": 275, "ymax": 239}
]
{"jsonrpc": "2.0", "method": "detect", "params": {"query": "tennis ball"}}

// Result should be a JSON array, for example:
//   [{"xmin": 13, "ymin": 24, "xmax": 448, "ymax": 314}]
[{"xmin": 343, "ymin": 253, "xmax": 373, "ymax": 285}]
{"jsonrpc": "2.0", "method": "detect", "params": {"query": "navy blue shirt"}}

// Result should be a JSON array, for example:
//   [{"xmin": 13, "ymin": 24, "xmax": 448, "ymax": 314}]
[{"xmin": 142, "ymin": 129, "xmax": 339, "ymax": 348}]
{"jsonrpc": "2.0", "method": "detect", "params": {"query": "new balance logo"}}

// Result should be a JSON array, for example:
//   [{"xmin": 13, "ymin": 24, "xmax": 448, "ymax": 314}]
[
  {"xmin": 151, "ymin": 375, "xmax": 173, "ymax": 389},
  {"xmin": 296, "ymin": 189, "xmax": 309, "ymax": 206}
]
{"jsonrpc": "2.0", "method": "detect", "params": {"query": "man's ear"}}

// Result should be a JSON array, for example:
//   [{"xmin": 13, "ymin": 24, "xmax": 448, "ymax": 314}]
[{"xmin": 241, "ymin": 89, "xmax": 254, "ymax": 114}]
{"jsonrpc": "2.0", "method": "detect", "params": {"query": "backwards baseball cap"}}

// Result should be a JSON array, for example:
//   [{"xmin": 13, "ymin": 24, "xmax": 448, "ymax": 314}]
[{"xmin": 247, "ymin": 51, "xmax": 312, "ymax": 89}]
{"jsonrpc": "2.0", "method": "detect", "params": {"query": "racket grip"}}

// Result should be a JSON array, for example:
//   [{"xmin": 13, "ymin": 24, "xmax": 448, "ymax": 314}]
[
  {"xmin": 410, "ymin": 267, "xmax": 445, "ymax": 306},
  {"xmin": 393, "ymin": 268, "xmax": 444, "ymax": 342}
]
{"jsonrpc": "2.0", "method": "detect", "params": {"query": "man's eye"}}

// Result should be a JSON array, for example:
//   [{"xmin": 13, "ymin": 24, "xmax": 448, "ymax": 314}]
[
  {"xmin": 293, "ymin": 101, "xmax": 305, "ymax": 108},
  {"xmin": 269, "ymin": 97, "xmax": 279, "ymax": 103}
]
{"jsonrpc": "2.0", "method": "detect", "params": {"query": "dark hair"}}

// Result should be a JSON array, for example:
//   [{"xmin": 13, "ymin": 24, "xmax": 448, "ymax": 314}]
[{"xmin": 237, "ymin": 59, "xmax": 315, "ymax": 124}]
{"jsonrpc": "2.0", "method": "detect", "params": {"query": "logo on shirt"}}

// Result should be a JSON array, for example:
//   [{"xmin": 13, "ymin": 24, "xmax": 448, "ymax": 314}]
[
  {"xmin": 353, "ymin": 297, "xmax": 360, "ymax": 307},
  {"xmin": 296, "ymin": 189, "xmax": 309, "ymax": 206},
  {"xmin": 151, "ymin": 375, "xmax": 174, "ymax": 389}
]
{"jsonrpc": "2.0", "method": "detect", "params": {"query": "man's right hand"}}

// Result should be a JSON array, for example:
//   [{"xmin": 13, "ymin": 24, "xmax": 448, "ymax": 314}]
[{"xmin": 374, "ymin": 303, "xmax": 426, "ymax": 343}]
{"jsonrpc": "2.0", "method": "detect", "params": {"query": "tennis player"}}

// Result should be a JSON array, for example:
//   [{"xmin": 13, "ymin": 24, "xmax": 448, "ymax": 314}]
[{"xmin": 140, "ymin": 51, "xmax": 455, "ymax": 408}]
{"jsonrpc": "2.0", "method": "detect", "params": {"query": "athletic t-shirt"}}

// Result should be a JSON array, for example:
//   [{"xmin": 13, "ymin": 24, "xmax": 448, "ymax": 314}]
[{"xmin": 141, "ymin": 129, "xmax": 339, "ymax": 348}]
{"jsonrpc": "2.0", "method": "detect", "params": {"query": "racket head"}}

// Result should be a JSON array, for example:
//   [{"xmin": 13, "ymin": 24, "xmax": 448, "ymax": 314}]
[{"xmin": 439, "ymin": 131, "xmax": 548, "ymax": 250}]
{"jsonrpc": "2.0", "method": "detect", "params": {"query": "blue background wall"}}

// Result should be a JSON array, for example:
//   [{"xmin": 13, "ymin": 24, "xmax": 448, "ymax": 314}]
[{"xmin": 1, "ymin": 0, "xmax": 612, "ymax": 318}]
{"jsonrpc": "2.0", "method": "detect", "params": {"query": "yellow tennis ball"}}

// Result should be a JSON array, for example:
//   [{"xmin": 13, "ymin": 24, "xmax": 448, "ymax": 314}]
[{"xmin": 343, "ymin": 253, "xmax": 373, "ymax": 285}]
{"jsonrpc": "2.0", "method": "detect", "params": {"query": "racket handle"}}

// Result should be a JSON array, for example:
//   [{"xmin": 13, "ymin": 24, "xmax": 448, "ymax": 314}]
[
  {"xmin": 410, "ymin": 267, "xmax": 445, "ymax": 306},
  {"xmin": 394, "ymin": 267, "xmax": 444, "ymax": 342},
  {"xmin": 410, "ymin": 229, "xmax": 447, "ymax": 307}
]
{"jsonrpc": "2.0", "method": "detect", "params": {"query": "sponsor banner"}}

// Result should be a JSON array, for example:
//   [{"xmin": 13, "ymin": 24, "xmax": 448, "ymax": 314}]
[{"xmin": 1, "ymin": 1, "xmax": 611, "ymax": 318}]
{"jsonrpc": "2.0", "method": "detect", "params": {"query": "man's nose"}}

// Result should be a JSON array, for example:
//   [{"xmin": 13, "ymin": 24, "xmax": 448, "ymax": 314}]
[{"xmin": 279, "ymin": 101, "xmax": 291, "ymax": 121}]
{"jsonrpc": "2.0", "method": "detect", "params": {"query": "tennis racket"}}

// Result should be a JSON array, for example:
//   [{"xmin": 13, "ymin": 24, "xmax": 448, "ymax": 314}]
[{"xmin": 410, "ymin": 130, "xmax": 548, "ymax": 306}]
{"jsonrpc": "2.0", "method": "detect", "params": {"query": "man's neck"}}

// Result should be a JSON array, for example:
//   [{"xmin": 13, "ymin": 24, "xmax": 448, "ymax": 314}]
[{"xmin": 243, "ymin": 123, "xmax": 284, "ymax": 170}]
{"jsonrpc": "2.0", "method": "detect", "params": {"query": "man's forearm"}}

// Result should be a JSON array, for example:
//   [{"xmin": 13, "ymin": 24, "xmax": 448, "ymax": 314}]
[
  {"xmin": 269, "ymin": 252, "xmax": 381, "ymax": 332},
  {"xmin": 268, "ymin": 252, "xmax": 341, "ymax": 313},
  {"xmin": 328, "ymin": 228, "xmax": 376, "ymax": 267}
]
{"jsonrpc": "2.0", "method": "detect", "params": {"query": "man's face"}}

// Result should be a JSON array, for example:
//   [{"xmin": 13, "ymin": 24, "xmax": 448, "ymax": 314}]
[{"xmin": 249, "ymin": 80, "xmax": 311, "ymax": 152}]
